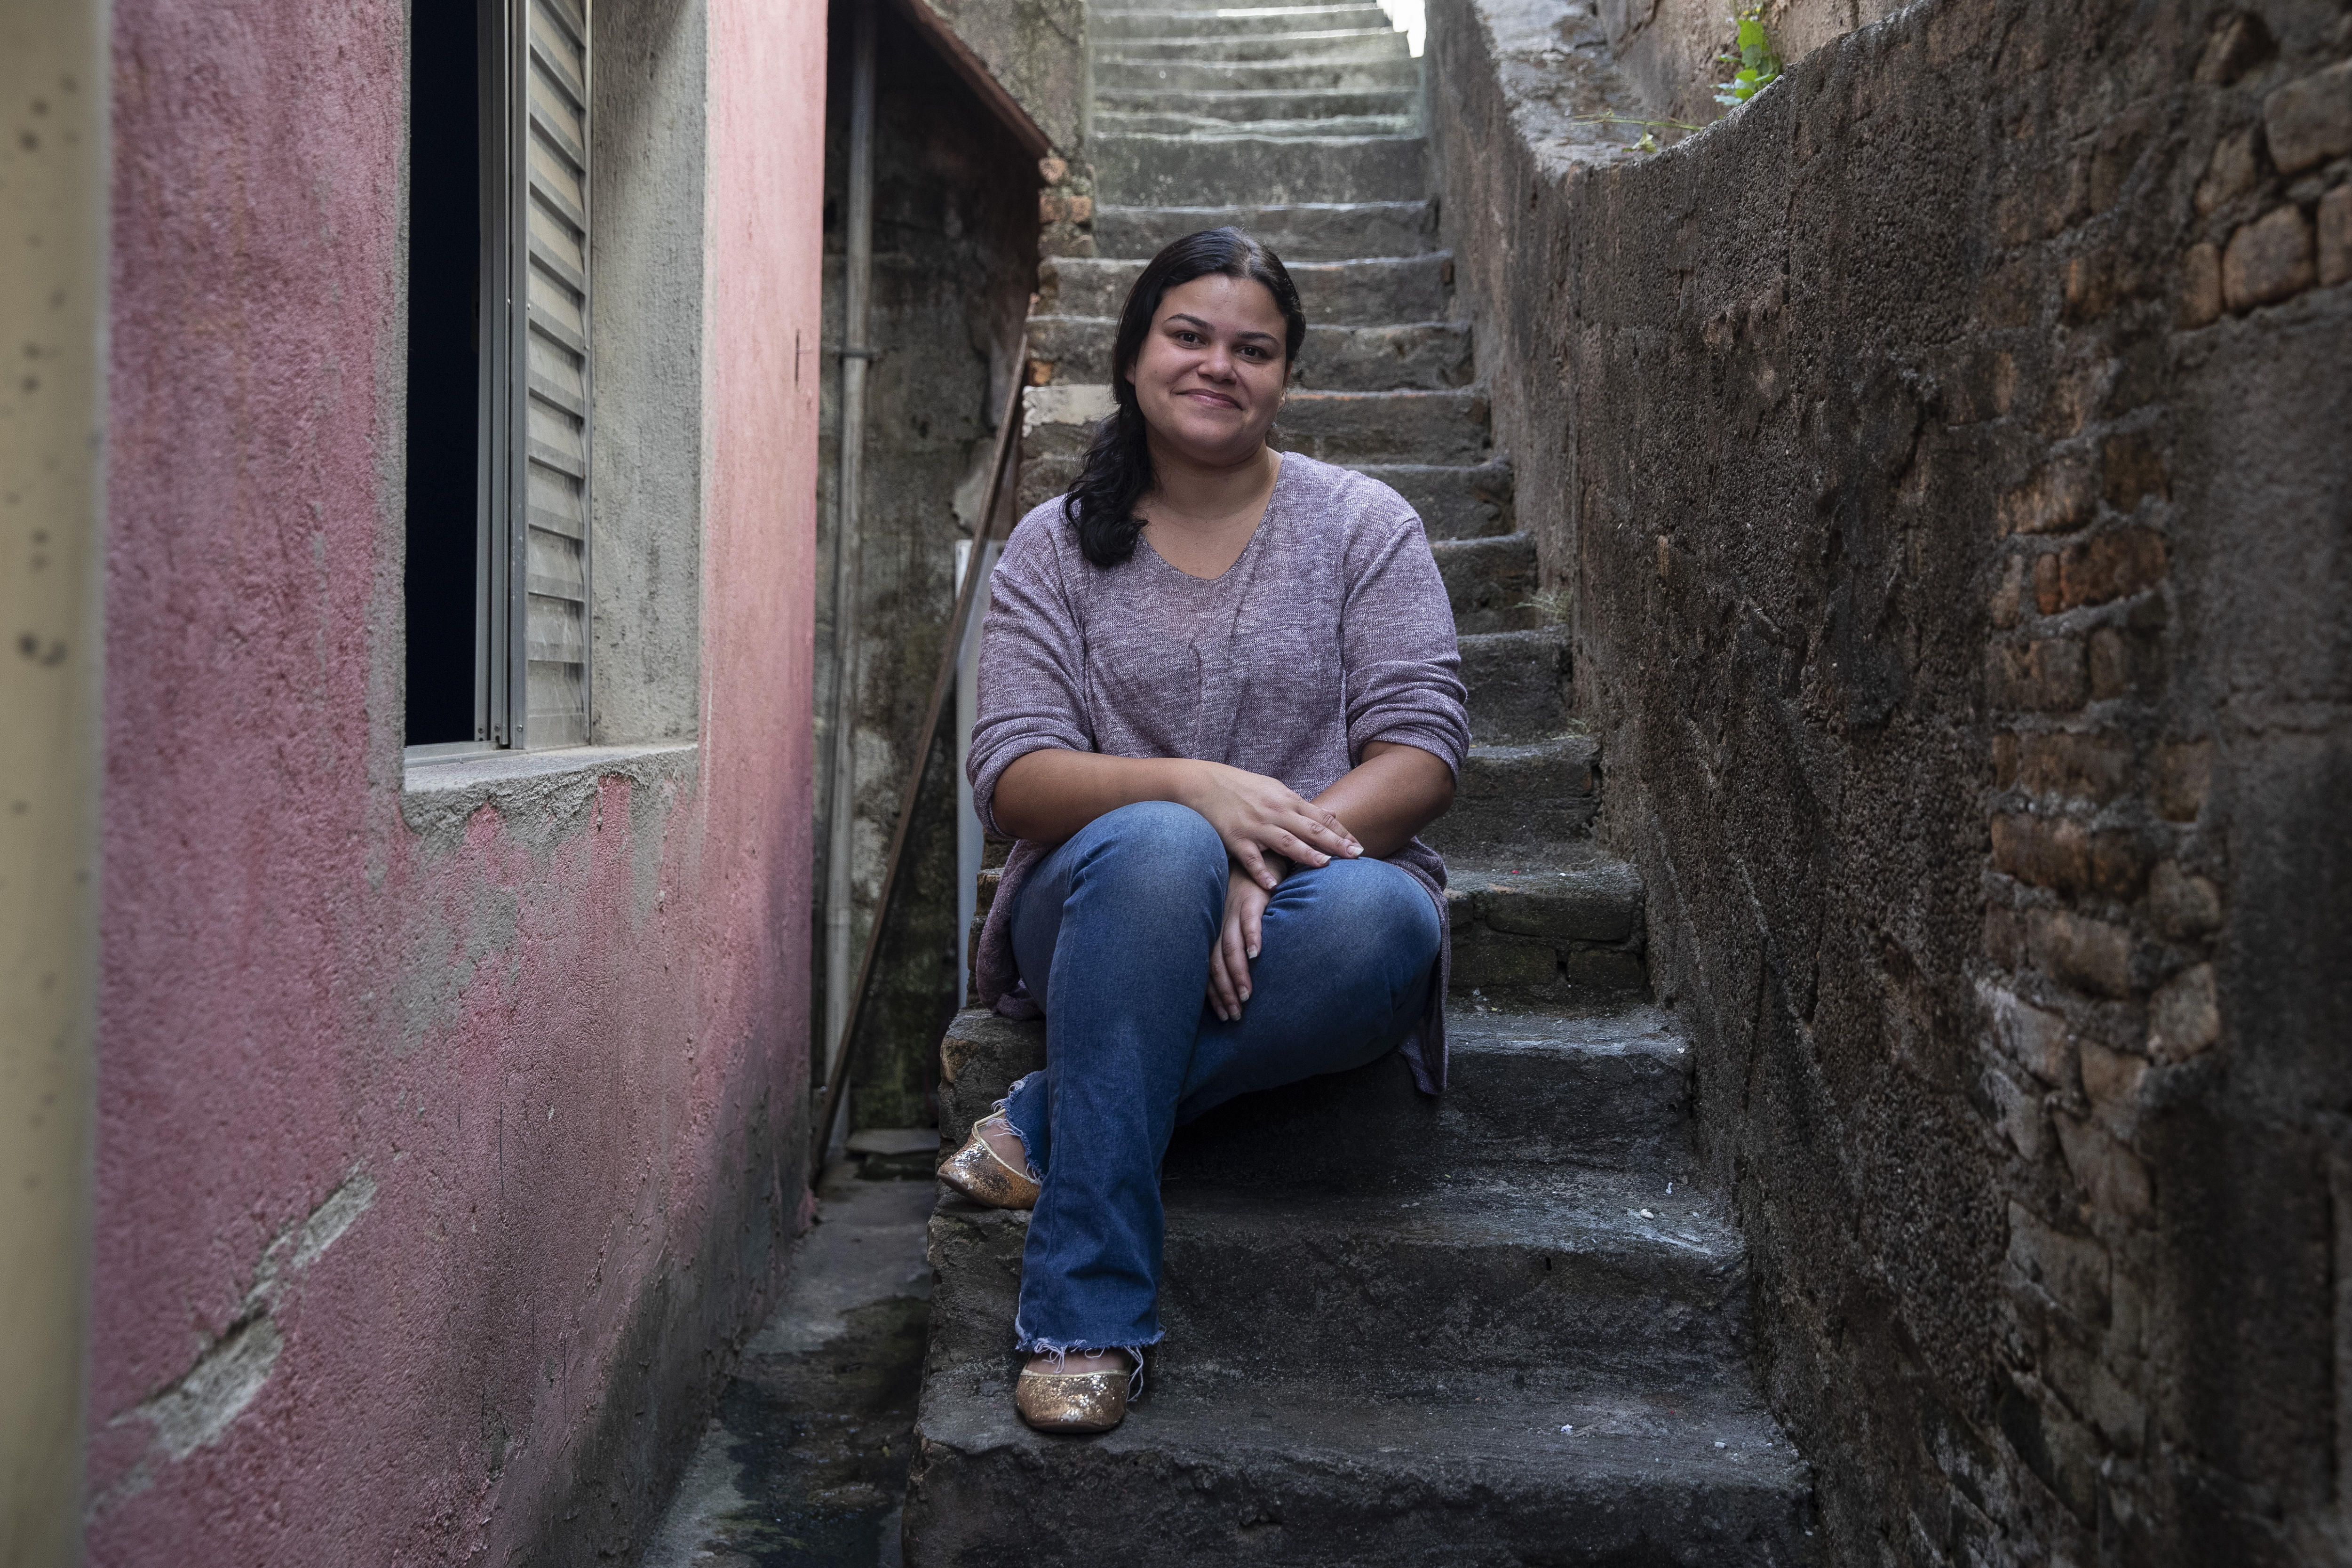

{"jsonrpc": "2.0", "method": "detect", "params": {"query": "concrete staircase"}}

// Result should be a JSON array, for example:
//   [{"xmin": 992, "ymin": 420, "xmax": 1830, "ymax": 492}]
[{"xmin": 903, "ymin": 4, "xmax": 1820, "ymax": 1560}]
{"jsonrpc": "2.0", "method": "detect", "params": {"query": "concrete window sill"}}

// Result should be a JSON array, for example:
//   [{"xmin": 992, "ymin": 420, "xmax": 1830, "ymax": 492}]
[{"xmin": 400, "ymin": 741, "xmax": 700, "ymax": 840}]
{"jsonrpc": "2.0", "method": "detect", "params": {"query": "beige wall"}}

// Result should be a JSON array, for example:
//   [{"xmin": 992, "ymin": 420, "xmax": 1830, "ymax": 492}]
[{"xmin": 0, "ymin": 1, "xmax": 106, "ymax": 1563}]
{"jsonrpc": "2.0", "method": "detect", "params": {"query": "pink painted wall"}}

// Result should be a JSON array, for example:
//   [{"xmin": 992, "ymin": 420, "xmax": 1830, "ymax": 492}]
[{"xmin": 86, "ymin": 1, "xmax": 827, "ymax": 1561}]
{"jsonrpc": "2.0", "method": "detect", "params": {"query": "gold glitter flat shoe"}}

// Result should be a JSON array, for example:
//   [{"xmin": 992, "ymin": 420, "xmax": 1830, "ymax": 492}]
[
  {"xmin": 937, "ymin": 1112, "xmax": 1039, "ymax": 1210},
  {"xmin": 1014, "ymin": 1354, "xmax": 1134, "ymax": 1433}
]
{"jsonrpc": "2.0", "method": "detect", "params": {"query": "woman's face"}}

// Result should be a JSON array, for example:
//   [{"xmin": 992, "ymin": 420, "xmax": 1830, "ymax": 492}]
[{"xmin": 1125, "ymin": 272, "xmax": 1290, "ymax": 468}]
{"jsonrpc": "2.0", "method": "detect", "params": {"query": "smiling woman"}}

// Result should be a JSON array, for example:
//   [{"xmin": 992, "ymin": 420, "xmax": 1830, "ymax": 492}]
[
  {"xmin": 1058, "ymin": 230, "xmax": 1306, "ymax": 573},
  {"xmin": 936, "ymin": 228, "xmax": 1469, "ymax": 1434}
]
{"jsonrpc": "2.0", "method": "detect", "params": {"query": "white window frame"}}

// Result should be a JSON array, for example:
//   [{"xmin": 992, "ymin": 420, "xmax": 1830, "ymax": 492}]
[{"xmin": 470, "ymin": 0, "xmax": 595, "ymax": 751}]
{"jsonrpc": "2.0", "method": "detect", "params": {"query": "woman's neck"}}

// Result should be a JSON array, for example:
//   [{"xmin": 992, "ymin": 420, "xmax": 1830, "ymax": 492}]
[
  {"xmin": 1143, "ymin": 436, "xmax": 1279, "ymax": 526},
  {"xmin": 1138, "ymin": 439, "xmax": 1282, "ymax": 579}
]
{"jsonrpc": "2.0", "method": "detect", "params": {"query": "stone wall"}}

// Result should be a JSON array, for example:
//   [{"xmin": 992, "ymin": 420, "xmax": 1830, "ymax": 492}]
[
  {"xmin": 914, "ymin": 0, "xmax": 1098, "ymax": 256},
  {"xmin": 1431, "ymin": 0, "xmax": 2352, "ymax": 1560},
  {"xmin": 1602, "ymin": 0, "xmax": 1906, "ymax": 135}
]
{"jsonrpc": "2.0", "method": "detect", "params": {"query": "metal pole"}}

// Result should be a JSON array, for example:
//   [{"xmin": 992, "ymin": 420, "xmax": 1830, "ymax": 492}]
[{"xmin": 820, "ymin": 3, "xmax": 877, "ymax": 1162}]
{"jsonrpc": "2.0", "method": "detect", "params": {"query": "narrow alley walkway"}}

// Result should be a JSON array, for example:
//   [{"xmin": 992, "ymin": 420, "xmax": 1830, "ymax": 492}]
[{"xmin": 642, "ymin": 1153, "xmax": 936, "ymax": 1568}]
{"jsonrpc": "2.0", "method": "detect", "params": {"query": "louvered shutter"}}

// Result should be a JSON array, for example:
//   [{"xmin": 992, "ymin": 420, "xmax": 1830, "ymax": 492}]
[{"xmin": 501, "ymin": 0, "xmax": 592, "ymax": 747}]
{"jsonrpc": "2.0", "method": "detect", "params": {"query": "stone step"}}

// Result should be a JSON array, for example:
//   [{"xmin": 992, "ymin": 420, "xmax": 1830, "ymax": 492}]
[
  {"xmin": 907, "ymin": 1353, "xmax": 1817, "ymax": 1567},
  {"xmin": 1095, "ymin": 86, "xmax": 1417, "ymax": 121},
  {"xmin": 1094, "ymin": 55, "xmax": 1420, "ymax": 93},
  {"xmin": 1430, "ymin": 530, "xmax": 1540, "ymax": 632},
  {"xmin": 1097, "ymin": 29, "xmax": 1411, "ymax": 64},
  {"xmin": 1039, "ymin": 252, "xmax": 1448, "ymax": 324},
  {"xmin": 1428, "ymin": 732, "xmax": 1603, "ymax": 856},
  {"xmin": 929, "ymin": 1174, "xmax": 1749, "ymax": 1386},
  {"xmin": 1095, "ymin": 131, "xmax": 1428, "ymax": 206},
  {"xmin": 1273, "ymin": 387, "xmax": 1486, "ymax": 463},
  {"xmin": 1095, "ymin": 199, "xmax": 1438, "ymax": 260},
  {"xmin": 1021, "ymin": 386, "xmax": 1486, "ymax": 467},
  {"xmin": 1093, "ymin": 4, "xmax": 1395, "ymax": 38},
  {"xmin": 1460, "ymin": 625, "xmax": 1567, "ymax": 742},
  {"xmin": 1027, "ymin": 315, "xmax": 1471, "ymax": 391},
  {"xmin": 1445, "ymin": 847, "xmax": 1647, "ymax": 995},
  {"xmin": 1096, "ymin": 108, "xmax": 1417, "ymax": 137},
  {"xmin": 937, "ymin": 998, "xmax": 1695, "ymax": 1179},
  {"xmin": 1356, "ymin": 460, "xmax": 1514, "ymax": 538},
  {"xmin": 1104, "ymin": 0, "xmax": 1394, "ymax": 9}
]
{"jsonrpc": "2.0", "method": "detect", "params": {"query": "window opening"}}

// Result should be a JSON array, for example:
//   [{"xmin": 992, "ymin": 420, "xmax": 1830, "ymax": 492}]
[
  {"xmin": 404, "ymin": 0, "xmax": 592, "ymax": 752},
  {"xmin": 403, "ymin": 0, "xmax": 484, "ymax": 744}
]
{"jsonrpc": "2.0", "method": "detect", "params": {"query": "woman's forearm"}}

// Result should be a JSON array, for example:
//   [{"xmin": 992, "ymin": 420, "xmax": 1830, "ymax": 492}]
[
  {"xmin": 992, "ymin": 742, "xmax": 1448, "ymax": 864},
  {"xmin": 1313, "ymin": 741, "xmax": 1454, "ymax": 860},
  {"xmin": 992, "ymin": 749, "xmax": 1208, "ymax": 844}
]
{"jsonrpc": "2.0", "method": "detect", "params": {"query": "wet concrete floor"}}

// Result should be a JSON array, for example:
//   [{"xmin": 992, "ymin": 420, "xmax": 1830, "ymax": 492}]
[{"xmin": 641, "ymin": 1159, "xmax": 935, "ymax": 1568}]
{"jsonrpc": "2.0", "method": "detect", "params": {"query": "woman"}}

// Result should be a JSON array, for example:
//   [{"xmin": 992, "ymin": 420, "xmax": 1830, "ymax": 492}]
[{"xmin": 939, "ymin": 227, "xmax": 1468, "ymax": 1433}]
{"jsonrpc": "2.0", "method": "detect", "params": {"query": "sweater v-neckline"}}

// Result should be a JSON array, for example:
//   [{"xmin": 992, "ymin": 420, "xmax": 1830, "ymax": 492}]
[{"xmin": 1137, "ymin": 454, "xmax": 1287, "ymax": 585}]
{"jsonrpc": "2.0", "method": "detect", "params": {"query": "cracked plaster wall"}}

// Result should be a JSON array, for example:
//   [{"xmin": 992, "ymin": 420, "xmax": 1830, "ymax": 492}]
[
  {"xmin": 86, "ymin": 1, "xmax": 827, "ymax": 1563},
  {"xmin": 1432, "ymin": 0, "xmax": 2352, "ymax": 1560}
]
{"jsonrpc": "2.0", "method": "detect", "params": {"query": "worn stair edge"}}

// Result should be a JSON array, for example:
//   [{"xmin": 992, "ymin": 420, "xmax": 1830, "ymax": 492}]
[
  {"xmin": 1097, "ymin": 110, "xmax": 1420, "ymax": 138},
  {"xmin": 1094, "ymin": 199, "xmax": 1439, "ymax": 259},
  {"xmin": 1423, "ymin": 732, "xmax": 1605, "ymax": 855},
  {"xmin": 1027, "ymin": 315, "xmax": 1473, "ymax": 392},
  {"xmin": 1040, "ymin": 252, "xmax": 1450, "ymax": 323},
  {"xmin": 1093, "ymin": 5, "xmax": 1394, "ymax": 37},
  {"xmin": 1430, "ymin": 529, "xmax": 1542, "ymax": 630},
  {"xmin": 925, "ymin": 1182, "xmax": 1753, "ymax": 1387},
  {"xmin": 1094, "ymin": 131, "xmax": 1431, "ymax": 207},
  {"xmin": 1459, "ymin": 625, "xmax": 1567, "ymax": 743},
  {"xmin": 1097, "ymin": 31, "xmax": 1413, "ymax": 65},
  {"xmin": 936, "ymin": 996, "xmax": 1694, "ymax": 1175},
  {"xmin": 1094, "ymin": 56, "xmax": 1420, "ymax": 93},
  {"xmin": 1447, "ymin": 852, "xmax": 1650, "ymax": 997},
  {"xmin": 907, "ymin": 1359, "xmax": 1819, "ymax": 1568},
  {"xmin": 1022, "ymin": 385, "xmax": 1489, "ymax": 466},
  {"xmin": 1096, "ymin": 86, "xmax": 1418, "ymax": 119}
]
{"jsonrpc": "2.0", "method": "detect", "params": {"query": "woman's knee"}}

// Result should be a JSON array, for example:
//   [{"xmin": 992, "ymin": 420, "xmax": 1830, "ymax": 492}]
[
  {"xmin": 1077, "ymin": 801, "xmax": 1227, "ymax": 895},
  {"xmin": 1281, "ymin": 861, "xmax": 1438, "ymax": 972}
]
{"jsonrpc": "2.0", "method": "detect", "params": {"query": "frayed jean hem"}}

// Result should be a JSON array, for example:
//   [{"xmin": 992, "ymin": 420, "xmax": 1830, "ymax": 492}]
[
  {"xmin": 990, "ymin": 1078, "xmax": 1044, "ymax": 1181},
  {"xmin": 1015, "ymin": 1321, "xmax": 1162, "ymax": 1396}
]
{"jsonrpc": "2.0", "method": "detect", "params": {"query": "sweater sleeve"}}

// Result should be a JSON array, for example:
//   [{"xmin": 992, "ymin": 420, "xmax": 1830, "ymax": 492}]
[
  {"xmin": 1338, "ymin": 484, "xmax": 1470, "ymax": 777},
  {"xmin": 967, "ymin": 510, "xmax": 1094, "ymax": 836}
]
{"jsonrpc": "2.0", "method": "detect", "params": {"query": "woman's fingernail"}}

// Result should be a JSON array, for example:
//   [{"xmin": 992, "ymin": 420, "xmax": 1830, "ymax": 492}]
[
  {"xmin": 1240, "ymin": 987, "xmax": 1250, "ymax": 1001},
  {"xmin": 1248, "ymin": 946, "xmax": 1258, "ymax": 960}
]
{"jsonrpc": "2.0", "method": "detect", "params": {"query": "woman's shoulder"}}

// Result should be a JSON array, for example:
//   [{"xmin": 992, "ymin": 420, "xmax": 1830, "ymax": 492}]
[
  {"xmin": 1000, "ymin": 497, "xmax": 1083, "ymax": 570},
  {"xmin": 1278, "ymin": 454, "xmax": 1423, "ymax": 540}
]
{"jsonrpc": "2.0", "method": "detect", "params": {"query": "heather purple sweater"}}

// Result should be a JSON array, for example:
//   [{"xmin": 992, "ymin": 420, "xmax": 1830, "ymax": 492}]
[{"xmin": 966, "ymin": 452, "xmax": 1471, "ymax": 1092}]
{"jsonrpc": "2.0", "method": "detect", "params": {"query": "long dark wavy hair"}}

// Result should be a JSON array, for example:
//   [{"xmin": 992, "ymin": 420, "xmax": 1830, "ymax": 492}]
[{"xmin": 1061, "ymin": 227, "xmax": 1308, "ymax": 568}]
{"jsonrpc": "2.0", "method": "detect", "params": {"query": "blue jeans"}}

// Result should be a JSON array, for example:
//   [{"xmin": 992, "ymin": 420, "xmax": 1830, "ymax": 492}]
[{"xmin": 1000, "ymin": 800, "xmax": 1440, "ymax": 1361}]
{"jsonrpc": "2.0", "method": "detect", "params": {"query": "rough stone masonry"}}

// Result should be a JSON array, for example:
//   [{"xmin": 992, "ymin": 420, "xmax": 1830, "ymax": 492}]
[{"xmin": 1429, "ymin": 0, "xmax": 2352, "ymax": 1561}]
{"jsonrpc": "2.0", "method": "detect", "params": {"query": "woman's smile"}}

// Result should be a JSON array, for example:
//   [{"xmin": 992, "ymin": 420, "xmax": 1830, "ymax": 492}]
[{"xmin": 1128, "ymin": 273, "xmax": 1291, "ymax": 466}]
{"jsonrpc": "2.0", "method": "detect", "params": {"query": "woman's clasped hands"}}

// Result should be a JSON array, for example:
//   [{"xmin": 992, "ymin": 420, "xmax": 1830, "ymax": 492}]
[{"xmin": 1180, "ymin": 761, "xmax": 1361, "ymax": 1022}]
